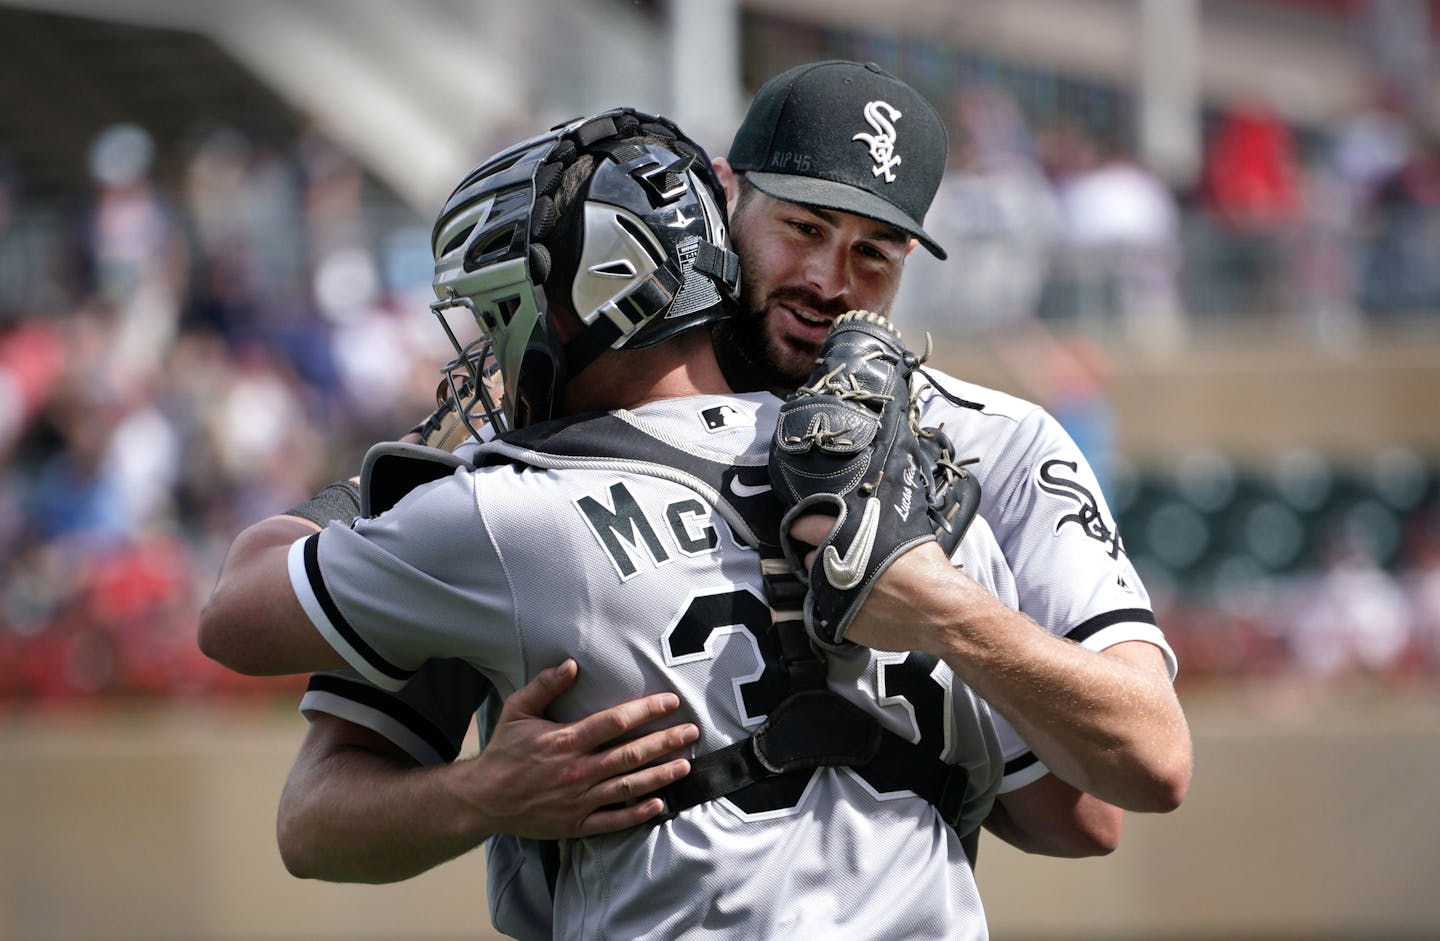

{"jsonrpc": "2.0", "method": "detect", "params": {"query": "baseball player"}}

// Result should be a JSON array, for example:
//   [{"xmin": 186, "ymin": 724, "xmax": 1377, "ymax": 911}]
[
  {"xmin": 718, "ymin": 62, "xmax": 1186, "ymax": 819},
  {"xmin": 268, "ymin": 62, "xmax": 1191, "ymax": 936},
  {"xmin": 202, "ymin": 109, "xmax": 1033, "ymax": 939}
]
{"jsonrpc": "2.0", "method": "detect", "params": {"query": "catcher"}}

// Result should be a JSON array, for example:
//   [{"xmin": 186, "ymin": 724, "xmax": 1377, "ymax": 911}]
[{"xmin": 201, "ymin": 109, "xmax": 1027, "ymax": 938}]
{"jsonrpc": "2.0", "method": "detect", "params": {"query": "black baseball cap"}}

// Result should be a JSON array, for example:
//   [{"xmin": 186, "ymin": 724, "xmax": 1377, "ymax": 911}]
[{"xmin": 729, "ymin": 60, "xmax": 949, "ymax": 259}]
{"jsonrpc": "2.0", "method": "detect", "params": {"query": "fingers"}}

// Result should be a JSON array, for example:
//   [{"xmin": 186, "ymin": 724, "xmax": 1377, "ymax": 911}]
[
  {"xmin": 788, "ymin": 512, "xmax": 837, "ymax": 573},
  {"xmin": 503, "ymin": 658, "xmax": 580, "ymax": 718},
  {"xmin": 788, "ymin": 512, "xmax": 838, "ymax": 547},
  {"xmin": 579, "ymin": 796, "xmax": 669, "ymax": 835},
  {"xmin": 573, "ymin": 722, "xmax": 698, "ymax": 834},
  {"xmin": 592, "ymin": 721, "xmax": 699, "ymax": 779},
  {"xmin": 577, "ymin": 758, "xmax": 693, "ymax": 836},
  {"xmin": 566, "ymin": 689, "xmax": 686, "ymax": 752},
  {"xmin": 495, "ymin": 662, "xmax": 699, "ymax": 839}
]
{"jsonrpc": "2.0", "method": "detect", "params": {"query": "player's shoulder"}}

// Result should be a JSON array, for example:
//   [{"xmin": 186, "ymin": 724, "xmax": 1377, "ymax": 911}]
[
  {"xmin": 914, "ymin": 367, "xmax": 1047, "ymax": 430},
  {"xmin": 623, "ymin": 391, "xmax": 780, "ymax": 461},
  {"xmin": 349, "ymin": 464, "xmax": 489, "ymax": 543}
]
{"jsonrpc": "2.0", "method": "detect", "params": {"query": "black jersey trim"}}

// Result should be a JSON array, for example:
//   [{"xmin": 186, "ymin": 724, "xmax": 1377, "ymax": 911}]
[
  {"xmin": 305, "ymin": 673, "xmax": 461, "ymax": 762},
  {"xmin": 1003, "ymin": 752, "xmax": 1039, "ymax": 776},
  {"xmin": 1065, "ymin": 608, "xmax": 1157, "ymax": 645},
  {"xmin": 303, "ymin": 533, "xmax": 412, "ymax": 683}
]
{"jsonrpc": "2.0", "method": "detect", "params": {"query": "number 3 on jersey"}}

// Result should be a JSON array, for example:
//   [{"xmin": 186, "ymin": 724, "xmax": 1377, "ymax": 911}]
[{"xmin": 662, "ymin": 586, "xmax": 950, "ymax": 813}]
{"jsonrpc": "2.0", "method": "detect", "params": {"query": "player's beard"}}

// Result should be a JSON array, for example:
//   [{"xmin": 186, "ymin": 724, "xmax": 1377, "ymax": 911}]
[{"xmin": 713, "ymin": 283, "xmax": 854, "ymax": 397}]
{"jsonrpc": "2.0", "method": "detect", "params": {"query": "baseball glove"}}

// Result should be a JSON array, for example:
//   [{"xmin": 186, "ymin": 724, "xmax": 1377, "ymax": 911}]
[
  {"xmin": 409, "ymin": 374, "xmax": 477, "ymax": 452},
  {"xmin": 769, "ymin": 311, "xmax": 980, "ymax": 648},
  {"xmin": 408, "ymin": 343, "xmax": 504, "ymax": 451}
]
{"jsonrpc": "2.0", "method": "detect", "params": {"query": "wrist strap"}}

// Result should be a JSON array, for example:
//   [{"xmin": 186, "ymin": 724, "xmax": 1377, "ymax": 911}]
[{"xmin": 284, "ymin": 479, "xmax": 361, "ymax": 527}]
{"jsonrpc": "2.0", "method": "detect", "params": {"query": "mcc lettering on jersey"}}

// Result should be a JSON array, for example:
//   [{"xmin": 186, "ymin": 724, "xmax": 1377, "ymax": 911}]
[{"xmin": 575, "ymin": 480, "xmax": 724, "ymax": 579}]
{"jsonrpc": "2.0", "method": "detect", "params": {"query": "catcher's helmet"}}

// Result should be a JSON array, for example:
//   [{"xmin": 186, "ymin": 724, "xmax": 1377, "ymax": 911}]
[{"xmin": 430, "ymin": 108, "xmax": 740, "ymax": 434}]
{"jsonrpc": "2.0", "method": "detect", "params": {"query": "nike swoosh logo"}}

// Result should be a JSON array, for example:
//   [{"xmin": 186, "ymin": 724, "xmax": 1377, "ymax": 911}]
[
  {"xmin": 823, "ymin": 497, "xmax": 879, "ymax": 590},
  {"xmin": 729, "ymin": 477, "xmax": 772, "ymax": 499}
]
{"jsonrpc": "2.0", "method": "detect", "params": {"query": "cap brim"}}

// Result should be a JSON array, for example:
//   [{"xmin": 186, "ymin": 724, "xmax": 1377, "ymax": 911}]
[{"xmin": 746, "ymin": 171, "xmax": 947, "ymax": 260}]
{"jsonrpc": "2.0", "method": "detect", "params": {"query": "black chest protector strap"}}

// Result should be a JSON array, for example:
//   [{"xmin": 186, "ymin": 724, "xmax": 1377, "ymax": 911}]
[{"xmin": 476, "ymin": 412, "xmax": 981, "ymax": 848}]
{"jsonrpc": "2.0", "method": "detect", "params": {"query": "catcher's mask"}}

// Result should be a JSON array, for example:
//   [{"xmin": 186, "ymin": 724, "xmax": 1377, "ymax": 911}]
[{"xmin": 429, "ymin": 107, "xmax": 740, "ymax": 436}]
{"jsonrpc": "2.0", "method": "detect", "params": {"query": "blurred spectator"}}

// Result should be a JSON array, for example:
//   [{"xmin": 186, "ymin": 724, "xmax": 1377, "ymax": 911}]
[
  {"xmin": 1294, "ymin": 153, "xmax": 1363, "ymax": 347},
  {"xmin": 182, "ymin": 125, "xmax": 264, "ymax": 340},
  {"xmin": 83, "ymin": 123, "xmax": 189, "ymax": 394},
  {"xmin": 0, "ymin": 304, "xmax": 65, "ymax": 460},
  {"xmin": 1044, "ymin": 335, "xmax": 1116, "ymax": 496},
  {"xmin": 987, "ymin": 324, "xmax": 1118, "ymax": 499},
  {"xmin": 314, "ymin": 245, "xmax": 445, "ymax": 438},
  {"xmin": 1199, "ymin": 99, "xmax": 1304, "ymax": 316},
  {"xmin": 1328, "ymin": 81, "xmax": 1412, "ymax": 211},
  {"xmin": 1309, "ymin": 83, "xmax": 1410, "ymax": 335},
  {"xmin": 207, "ymin": 344, "xmax": 326, "ymax": 523},
  {"xmin": 179, "ymin": 125, "xmax": 312, "ymax": 354},
  {"xmin": 1359, "ymin": 127, "xmax": 1440, "ymax": 315},
  {"xmin": 1288, "ymin": 521, "xmax": 1415, "ymax": 685},
  {"xmin": 1203, "ymin": 99, "xmax": 1304, "ymax": 229},
  {"xmin": 1404, "ymin": 510, "xmax": 1440, "ymax": 673},
  {"xmin": 896, "ymin": 85, "xmax": 1061, "ymax": 334},
  {"xmin": 1047, "ymin": 122, "xmax": 1185, "ymax": 352},
  {"xmin": 300, "ymin": 120, "xmax": 370, "ymax": 263}
]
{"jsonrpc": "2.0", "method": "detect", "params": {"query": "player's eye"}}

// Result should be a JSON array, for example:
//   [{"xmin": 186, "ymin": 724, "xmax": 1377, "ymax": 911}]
[{"xmin": 857, "ymin": 241, "xmax": 900, "ymax": 265}]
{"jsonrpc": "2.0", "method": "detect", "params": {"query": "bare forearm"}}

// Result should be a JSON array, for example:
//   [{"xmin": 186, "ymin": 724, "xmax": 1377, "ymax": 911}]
[
  {"xmin": 950, "ymin": 599, "xmax": 1186, "ymax": 801},
  {"xmin": 852, "ymin": 546, "xmax": 1191, "ymax": 812},
  {"xmin": 278, "ymin": 666, "xmax": 698, "ymax": 882},
  {"xmin": 986, "ymin": 772, "xmax": 1123, "ymax": 857},
  {"xmin": 932, "ymin": 576, "xmax": 1188, "ymax": 811},
  {"xmin": 198, "ymin": 516, "xmax": 348, "ymax": 675},
  {"xmin": 278, "ymin": 739, "xmax": 491, "ymax": 883}
]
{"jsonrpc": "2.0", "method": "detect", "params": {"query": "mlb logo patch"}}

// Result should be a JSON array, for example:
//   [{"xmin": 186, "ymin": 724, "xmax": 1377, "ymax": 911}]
[{"xmin": 700, "ymin": 404, "xmax": 748, "ymax": 432}]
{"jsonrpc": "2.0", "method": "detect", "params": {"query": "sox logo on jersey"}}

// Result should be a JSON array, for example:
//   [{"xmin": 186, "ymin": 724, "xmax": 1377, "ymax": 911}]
[{"xmin": 1036, "ymin": 459, "xmax": 1124, "ymax": 559}]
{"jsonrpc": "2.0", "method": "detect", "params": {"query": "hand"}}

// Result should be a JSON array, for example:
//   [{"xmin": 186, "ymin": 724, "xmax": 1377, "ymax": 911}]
[
  {"xmin": 786, "ymin": 512, "xmax": 834, "ymax": 574},
  {"xmin": 454, "ymin": 659, "xmax": 699, "ymax": 839},
  {"xmin": 787, "ymin": 513, "xmax": 975, "ymax": 655}
]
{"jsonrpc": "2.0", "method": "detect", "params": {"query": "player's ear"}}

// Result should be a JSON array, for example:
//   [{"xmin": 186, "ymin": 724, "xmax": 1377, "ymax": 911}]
[
  {"xmin": 712, "ymin": 157, "xmax": 740, "ymax": 210},
  {"xmin": 906, "ymin": 238, "xmax": 919, "ymax": 257}
]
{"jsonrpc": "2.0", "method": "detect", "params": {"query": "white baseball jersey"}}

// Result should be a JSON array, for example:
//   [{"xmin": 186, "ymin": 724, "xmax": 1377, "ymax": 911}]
[
  {"xmin": 291, "ymin": 392, "xmax": 1021, "ymax": 941},
  {"xmin": 911, "ymin": 369, "xmax": 1177, "ymax": 788}
]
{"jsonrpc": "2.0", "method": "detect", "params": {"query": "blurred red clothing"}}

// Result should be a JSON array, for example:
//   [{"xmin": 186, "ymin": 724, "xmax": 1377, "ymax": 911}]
[{"xmin": 1203, "ymin": 104, "xmax": 1303, "ymax": 228}]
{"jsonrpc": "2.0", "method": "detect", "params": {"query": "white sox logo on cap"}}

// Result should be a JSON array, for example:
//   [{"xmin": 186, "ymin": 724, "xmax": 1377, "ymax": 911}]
[
  {"xmin": 727, "ymin": 61, "xmax": 948, "ymax": 257},
  {"xmin": 852, "ymin": 100, "xmax": 902, "ymax": 183}
]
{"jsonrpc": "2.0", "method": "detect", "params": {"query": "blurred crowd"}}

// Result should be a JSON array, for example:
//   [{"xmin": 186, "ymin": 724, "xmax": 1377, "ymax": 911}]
[
  {"xmin": 0, "ymin": 121, "xmax": 451, "ymax": 702},
  {"xmin": 898, "ymin": 79, "xmax": 1440, "ymax": 352},
  {"xmin": 1, "ymin": 77, "xmax": 1439, "ymax": 704}
]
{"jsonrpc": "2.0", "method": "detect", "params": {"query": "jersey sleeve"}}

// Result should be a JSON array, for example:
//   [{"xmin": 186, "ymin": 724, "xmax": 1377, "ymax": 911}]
[
  {"xmin": 286, "ymin": 470, "xmax": 521, "ymax": 692},
  {"xmin": 299, "ymin": 661, "xmax": 494, "ymax": 766},
  {"xmin": 986, "ymin": 408, "xmax": 1177, "ymax": 788},
  {"xmin": 982, "ymin": 405, "xmax": 1177, "ymax": 678}
]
